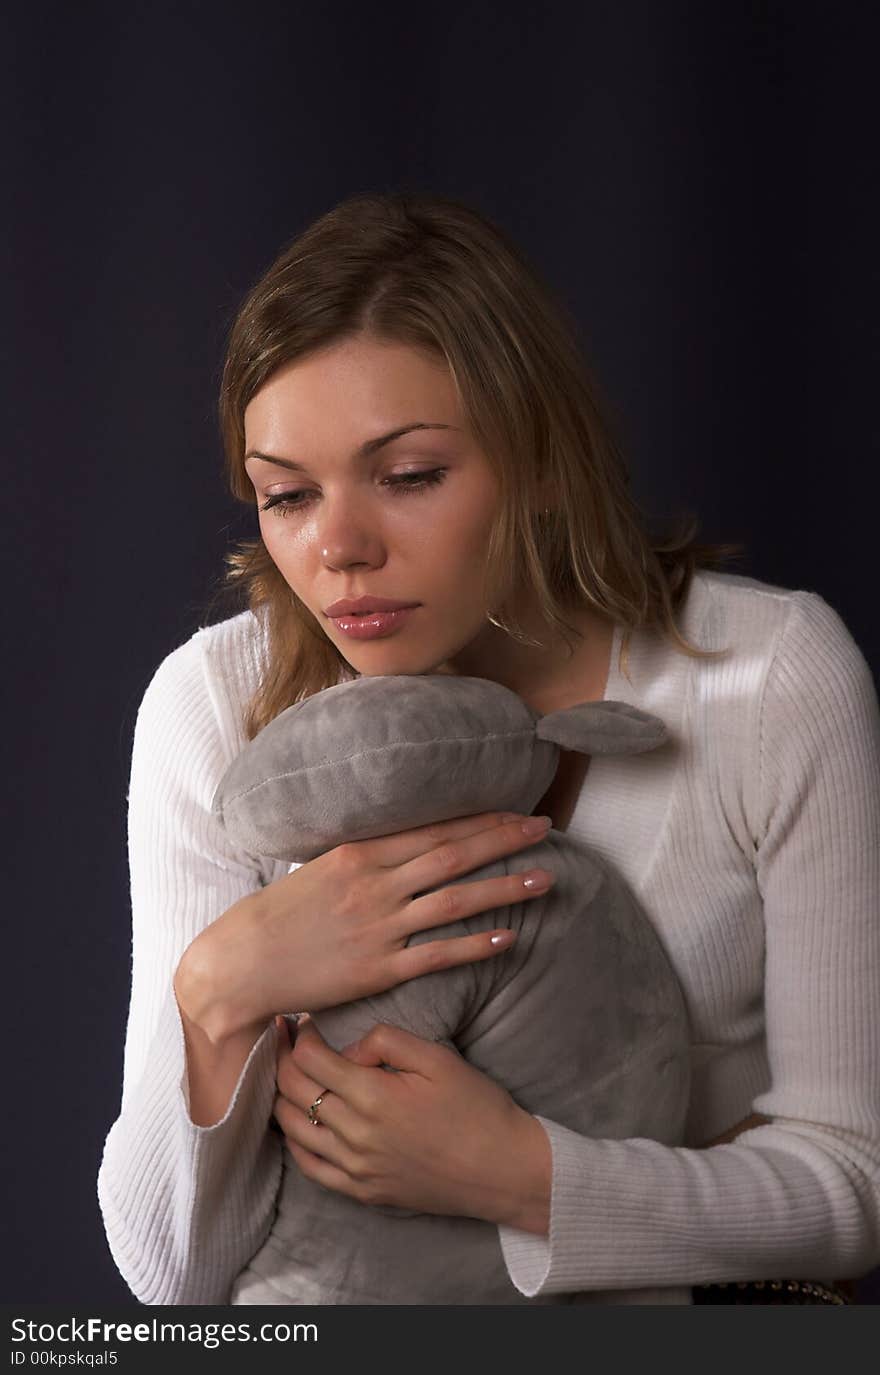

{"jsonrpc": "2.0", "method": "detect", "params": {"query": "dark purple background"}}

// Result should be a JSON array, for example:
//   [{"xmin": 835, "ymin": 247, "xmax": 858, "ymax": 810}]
[{"xmin": 2, "ymin": 1, "xmax": 877, "ymax": 1305}]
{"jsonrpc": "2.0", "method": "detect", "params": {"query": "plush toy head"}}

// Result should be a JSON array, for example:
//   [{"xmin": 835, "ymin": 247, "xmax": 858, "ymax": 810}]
[{"xmin": 212, "ymin": 673, "xmax": 668, "ymax": 861}]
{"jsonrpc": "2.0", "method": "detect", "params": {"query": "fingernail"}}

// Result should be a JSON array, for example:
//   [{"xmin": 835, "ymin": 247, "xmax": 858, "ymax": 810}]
[
  {"xmin": 490, "ymin": 931, "xmax": 515, "ymax": 948},
  {"xmin": 522, "ymin": 814, "xmax": 552, "ymax": 835},
  {"xmin": 522, "ymin": 868, "xmax": 554, "ymax": 891}
]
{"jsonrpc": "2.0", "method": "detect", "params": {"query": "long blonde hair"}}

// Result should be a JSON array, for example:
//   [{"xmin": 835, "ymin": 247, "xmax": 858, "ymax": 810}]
[{"xmin": 215, "ymin": 192, "xmax": 745, "ymax": 740}]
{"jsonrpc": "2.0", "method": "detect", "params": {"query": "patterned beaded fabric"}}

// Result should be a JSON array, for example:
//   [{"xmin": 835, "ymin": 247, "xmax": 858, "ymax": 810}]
[{"xmin": 693, "ymin": 1279, "xmax": 855, "ymax": 1305}]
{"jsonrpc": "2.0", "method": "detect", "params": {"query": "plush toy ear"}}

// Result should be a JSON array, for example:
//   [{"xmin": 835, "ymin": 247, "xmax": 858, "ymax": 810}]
[{"xmin": 536, "ymin": 699, "xmax": 668, "ymax": 756}]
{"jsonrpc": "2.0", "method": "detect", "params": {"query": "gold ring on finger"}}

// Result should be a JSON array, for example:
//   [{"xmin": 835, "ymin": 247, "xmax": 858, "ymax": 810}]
[{"xmin": 306, "ymin": 1092, "xmax": 327, "ymax": 1127}]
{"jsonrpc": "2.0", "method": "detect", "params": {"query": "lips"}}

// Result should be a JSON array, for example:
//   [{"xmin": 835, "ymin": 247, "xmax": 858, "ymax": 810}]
[
  {"xmin": 329, "ymin": 605, "xmax": 418, "ymax": 641},
  {"xmin": 324, "ymin": 596, "xmax": 420, "ymax": 616}
]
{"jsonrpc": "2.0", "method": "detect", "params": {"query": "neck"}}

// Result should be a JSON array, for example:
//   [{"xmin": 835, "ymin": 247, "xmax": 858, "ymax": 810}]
[{"xmin": 441, "ymin": 595, "xmax": 617, "ymax": 715}]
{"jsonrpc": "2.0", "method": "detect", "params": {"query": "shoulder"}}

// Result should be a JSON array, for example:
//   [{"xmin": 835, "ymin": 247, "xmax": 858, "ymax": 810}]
[
  {"xmin": 684, "ymin": 569, "xmax": 874, "ymax": 692},
  {"xmin": 747, "ymin": 580, "xmax": 878, "ymax": 796},
  {"xmin": 672, "ymin": 572, "xmax": 878, "ymax": 839},
  {"xmin": 692, "ymin": 573, "xmax": 878, "ymax": 842},
  {"xmin": 135, "ymin": 608, "xmax": 266, "ymax": 761},
  {"xmin": 685, "ymin": 568, "xmax": 811, "ymax": 652},
  {"xmin": 638, "ymin": 568, "xmax": 832, "ymax": 720}
]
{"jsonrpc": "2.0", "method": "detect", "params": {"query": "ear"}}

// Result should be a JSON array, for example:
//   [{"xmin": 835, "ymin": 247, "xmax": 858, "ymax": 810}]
[{"xmin": 536, "ymin": 699, "xmax": 669, "ymax": 756}]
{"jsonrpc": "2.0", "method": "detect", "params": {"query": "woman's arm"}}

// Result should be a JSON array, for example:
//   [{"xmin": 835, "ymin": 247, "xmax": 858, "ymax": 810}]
[
  {"xmin": 96, "ymin": 635, "xmax": 285, "ymax": 1306},
  {"xmin": 98, "ymin": 625, "xmax": 554, "ymax": 1304},
  {"xmin": 272, "ymin": 591, "xmax": 880, "ymax": 1293},
  {"xmin": 275, "ymin": 1023, "xmax": 766, "ymax": 1232}
]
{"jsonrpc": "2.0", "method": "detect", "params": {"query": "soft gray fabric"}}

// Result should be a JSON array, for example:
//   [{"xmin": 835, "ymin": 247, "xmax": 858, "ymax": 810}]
[
  {"xmin": 212, "ymin": 674, "xmax": 690, "ymax": 1305},
  {"xmin": 212, "ymin": 674, "xmax": 668, "ymax": 862}
]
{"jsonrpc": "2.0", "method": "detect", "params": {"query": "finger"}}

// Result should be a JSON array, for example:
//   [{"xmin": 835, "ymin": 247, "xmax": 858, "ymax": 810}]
[
  {"xmin": 274, "ymin": 1014, "xmax": 295, "ymax": 1061},
  {"xmin": 389, "ymin": 926, "xmax": 521, "ymax": 981},
  {"xmin": 361, "ymin": 811, "xmax": 527, "ymax": 868},
  {"xmin": 341, "ymin": 1021, "xmax": 454, "ymax": 1075},
  {"xmin": 390, "ymin": 815, "xmax": 553, "ymax": 902},
  {"xmin": 276, "ymin": 1032, "xmax": 329, "ymax": 1108},
  {"xmin": 283, "ymin": 1135, "xmax": 367, "ymax": 1202},
  {"xmin": 290, "ymin": 1016, "xmax": 388, "ymax": 1103},
  {"xmin": 275, "ymin": 1094, "xmax": 357, "ymax": 1170},
  {"xmin": 273, "ymin": 1084, "xmax": 354, "ymax": 1143},
  {"xmin": 393, "ymin": 864, "xmax": 555, "ymax": 943},
  {"xmin": 276, "ymin": 1025, "xmax": 364, "ymax": 1138}
]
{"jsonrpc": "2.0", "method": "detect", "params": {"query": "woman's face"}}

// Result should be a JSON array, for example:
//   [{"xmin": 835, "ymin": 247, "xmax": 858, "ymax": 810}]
[{"xmin": 243, "ymin": 334, "xmax": 504, "ymax": 676}]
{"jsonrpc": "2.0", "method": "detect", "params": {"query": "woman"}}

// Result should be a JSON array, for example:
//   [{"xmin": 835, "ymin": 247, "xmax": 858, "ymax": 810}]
[{"xmin": 97, "ymin": 192, "xmax": 880, "ymax": 1305}]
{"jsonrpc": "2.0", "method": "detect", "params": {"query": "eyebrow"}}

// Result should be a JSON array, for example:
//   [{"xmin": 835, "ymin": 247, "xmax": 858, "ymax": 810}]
[{"xmin": 245, "ymin": 422, "xmax": 460, "ymax": 472}]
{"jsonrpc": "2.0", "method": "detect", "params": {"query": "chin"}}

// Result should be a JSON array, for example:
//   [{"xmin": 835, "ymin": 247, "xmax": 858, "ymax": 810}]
[
  {"xmin": 344, "ymin": 648, "xmax": 453, "ymax": 679},
  {"xmin": 355, "ymin": 661, "xmax": 434, "ymax": 679}
]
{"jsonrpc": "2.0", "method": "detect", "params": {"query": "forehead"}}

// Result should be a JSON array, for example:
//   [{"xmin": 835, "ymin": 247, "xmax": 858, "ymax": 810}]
[{"xmin": 244, "ymin": 337, "xmax": 459, "ymax": 444}]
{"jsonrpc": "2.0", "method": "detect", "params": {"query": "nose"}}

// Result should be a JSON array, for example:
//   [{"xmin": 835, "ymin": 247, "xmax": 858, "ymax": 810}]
[{"xmin": 316, "ymin": 496, "xmax": 387, "ymax": 573}]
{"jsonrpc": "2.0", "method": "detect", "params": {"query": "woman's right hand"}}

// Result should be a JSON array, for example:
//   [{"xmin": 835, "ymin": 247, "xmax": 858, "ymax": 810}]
[{"xmin": 174, "ymin": 810, "xmax": 554, "ymax": 1046}]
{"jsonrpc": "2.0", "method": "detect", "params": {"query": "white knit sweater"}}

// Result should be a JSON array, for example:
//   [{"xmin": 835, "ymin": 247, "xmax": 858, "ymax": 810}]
[{"xmin": 96, "ymin": 570, "xmax": 880, "ymax": 1305}]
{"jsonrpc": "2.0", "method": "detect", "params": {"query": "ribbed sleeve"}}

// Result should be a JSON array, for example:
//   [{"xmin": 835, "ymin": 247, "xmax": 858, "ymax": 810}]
[
  {"xmin": 499, "ymin": 589, "xmax": 880, "ymax": 1294},
  {"xmin": 96, "ymin": 622, "xmax": 285, "ymax": 1305}
]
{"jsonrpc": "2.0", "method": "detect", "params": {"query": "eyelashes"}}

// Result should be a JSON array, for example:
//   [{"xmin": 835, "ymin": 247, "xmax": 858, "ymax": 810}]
[{"xmin": 260, "ymin": 468, "xmax": 448, "ymax": 517}]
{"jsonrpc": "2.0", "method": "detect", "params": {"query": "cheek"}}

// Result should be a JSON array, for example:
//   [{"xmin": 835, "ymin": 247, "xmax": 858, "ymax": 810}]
[
  {"xmin": 423, "ymin": 478, "xmax": 497, "ymax": 542},
  {"xmin": 259, "ymin": 517, "xmax": 286, "ymax": 567},
  {"xmin": 261, "ymin": 513, "xmax": 307, "ymax": 554},
  {"xmin": 259, "ymin": 517, "xmax": 314, "ymax": 589},
  {"xmin": 438, "ymin": 493, "xmax": 498, "ymax": 565}
]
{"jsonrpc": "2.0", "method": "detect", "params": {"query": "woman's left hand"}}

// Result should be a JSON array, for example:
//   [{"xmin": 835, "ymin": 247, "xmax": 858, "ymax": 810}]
[{"xmin": 273, "ymin": 1015, "xmax": 552, "ymax": 1234}]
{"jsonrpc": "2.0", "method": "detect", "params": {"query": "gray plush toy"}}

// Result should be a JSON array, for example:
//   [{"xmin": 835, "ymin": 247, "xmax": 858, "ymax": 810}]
[{"xmin": 212, "ymin": 673, "xmax": 691, "ymax": 1306}]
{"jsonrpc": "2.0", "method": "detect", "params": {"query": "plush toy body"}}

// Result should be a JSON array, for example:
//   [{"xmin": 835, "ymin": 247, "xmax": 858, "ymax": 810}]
[{"xmin": 212, "ymin": 674, "xmax": 691, "ymax": 1305}]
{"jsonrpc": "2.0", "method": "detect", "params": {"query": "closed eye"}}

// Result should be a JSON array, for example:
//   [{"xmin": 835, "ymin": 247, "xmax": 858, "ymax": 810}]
[{"xmin": 260, "ymin": 468, "xmax": 448, "ymax": 516}]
